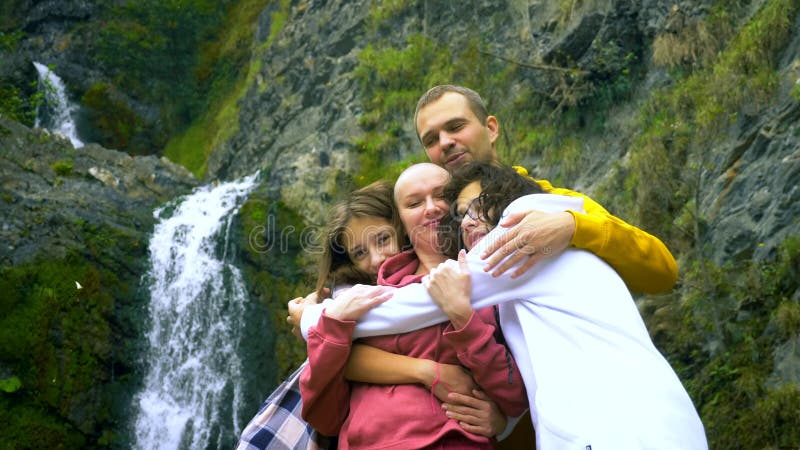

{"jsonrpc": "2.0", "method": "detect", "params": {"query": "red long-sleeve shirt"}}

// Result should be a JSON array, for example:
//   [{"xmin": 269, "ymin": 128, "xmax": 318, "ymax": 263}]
[{"xmin": 300, "ymin": 250, "xmax": 527, "ymax": 449}]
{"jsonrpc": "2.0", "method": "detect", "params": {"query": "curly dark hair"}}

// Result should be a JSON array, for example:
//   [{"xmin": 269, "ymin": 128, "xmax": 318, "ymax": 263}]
[{"xmin": 438, "ymin": 162, "xmax": 543, "ymax": 258}]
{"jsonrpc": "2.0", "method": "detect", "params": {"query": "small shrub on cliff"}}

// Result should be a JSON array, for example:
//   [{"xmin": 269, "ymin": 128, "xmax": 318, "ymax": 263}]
[
  {"xmin": 0, "ymin": 376, "xmax": 21, "ymax": 393},
  {"xmin": 50, "ymin": 159, "xmax": 73, "ymax": 176}
]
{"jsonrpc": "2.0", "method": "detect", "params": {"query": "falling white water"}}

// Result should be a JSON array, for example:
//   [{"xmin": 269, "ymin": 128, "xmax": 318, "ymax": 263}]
[
  {"xmin": 32, "ymin": 61, "xmax": 84, "ymax": 148},
  {"xmin": 134, "ymin": 173, "xmax": 259, "ymax": 450}
]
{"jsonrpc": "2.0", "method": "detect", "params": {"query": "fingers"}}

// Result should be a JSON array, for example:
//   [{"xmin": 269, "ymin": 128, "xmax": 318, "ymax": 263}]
[
  {"xmin": 470, "ymin": 389, "xmax": 490, "ymax": 400},
  {"xmin": 510, "ymin": 251, "xmax": 547, "ymax": 279},
  {"xmin": 446, "ymin": 391, "xmax": 485, "ymax": 408},
  {"xmin": 287, "ymin": 299, "xmax": 305, "ymax": 327},
  {"xmin": 497, "ymin": 211, "xmax": 525, "ymax": 228},
  {"xmin": 457, "ymin": 249, "xmax": 468, "ymax": 272},
  {"xmin": 480, "ymin": 227, "xmax": 516, "ymax": 261},
  {"xmin": 456, "ymin": 421, "xmax": 491, "ymax": 436},
  {"xmin": 488, "ymin": 247, "xmax": 525, "ymax": 277},
  {"xmin": 370, "ymin": 291, "xmax": 393, "ymax": 307},
  {"xmin": 443, "ymin": 408, "xmax": 481, "ymax": 423},
  {"xmin": 442, "ymin": 397, "xmax": 490, "ymax": 434}
]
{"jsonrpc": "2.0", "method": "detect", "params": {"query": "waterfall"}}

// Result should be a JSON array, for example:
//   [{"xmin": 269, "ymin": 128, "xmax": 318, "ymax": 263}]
[
  {"xmin": 32, "ymin": 61, "xmax": 85, "ymax": 148},
  {"xmin": 134, "ymin": 173, "xmax": 259, "ymax": 450}
]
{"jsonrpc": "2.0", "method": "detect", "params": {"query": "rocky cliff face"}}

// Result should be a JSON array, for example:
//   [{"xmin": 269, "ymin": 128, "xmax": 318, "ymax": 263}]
[
  {"xmin": 0, "ymin": 117, "xmax": 198, "ymax": 267},
  {"xmin": 0, "ymin": 116, "xmax": 197, "ymax": 445}
]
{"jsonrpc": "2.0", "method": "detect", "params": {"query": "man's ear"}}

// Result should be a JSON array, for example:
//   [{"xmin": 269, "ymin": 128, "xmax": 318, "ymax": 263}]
[{"xmin": 486, "ymin": 115, "xmax": 499, "ymax": 145}]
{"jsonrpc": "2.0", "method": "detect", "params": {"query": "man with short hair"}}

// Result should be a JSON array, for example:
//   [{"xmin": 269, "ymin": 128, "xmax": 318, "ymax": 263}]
[{"xmin": 414, "ymin": 84, "xmax": 677, "ymax": 294}]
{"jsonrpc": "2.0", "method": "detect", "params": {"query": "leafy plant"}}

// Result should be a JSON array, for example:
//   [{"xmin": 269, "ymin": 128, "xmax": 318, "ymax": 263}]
[
  {"xmin": 50, "ymin": 159, "xmax": 73, "ymax": 176},
  {"xmin": 0, "ymin": 376, "xmax": 21, "ymax": 393}
]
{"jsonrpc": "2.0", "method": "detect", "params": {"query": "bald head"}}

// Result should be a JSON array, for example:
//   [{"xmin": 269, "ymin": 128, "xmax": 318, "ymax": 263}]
[
  {"xmin": 394, "ymin": 163, "xmax": 450, "ymax": 204},
  {"xmin": 393, "ymin": 163, "xmax": 451, "ymax": 254}
]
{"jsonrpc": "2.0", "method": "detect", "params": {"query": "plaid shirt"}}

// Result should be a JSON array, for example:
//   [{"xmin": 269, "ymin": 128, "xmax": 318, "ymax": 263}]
[{"xmin": 236, "ymin": 361, "xmax": 337, "ymax": 450}]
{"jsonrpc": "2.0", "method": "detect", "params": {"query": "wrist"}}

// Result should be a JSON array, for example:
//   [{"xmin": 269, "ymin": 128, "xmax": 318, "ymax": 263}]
[
  {"xmin": 417, "ymin": 359, "xmax": 436, "ymax": 387},
  {"xmin": 562, "ymin": 210, "xmax": 578, "ymax": 246},
  {"xmin": 323, "ymin": 304, "xmax": 345, "ymax": 321},
  {"xmin": 447, "ymin": 307, "xmax": 473, "ymax": 330}
]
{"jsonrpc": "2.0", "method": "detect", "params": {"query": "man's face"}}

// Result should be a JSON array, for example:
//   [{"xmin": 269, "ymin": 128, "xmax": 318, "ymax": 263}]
[{"xmin": 416, "ymin": 92, "xmax": 499, "ymax": 172}]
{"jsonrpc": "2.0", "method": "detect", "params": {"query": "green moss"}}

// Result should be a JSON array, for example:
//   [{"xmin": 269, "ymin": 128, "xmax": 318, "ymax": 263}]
[
  {"xmin": 50, "ymin": 159, "xmax": 73, "ymax": 176},
  {"xmin": 0, "ymin": 397, "xmax": 86, "ymax": 449},
  {"xmin": 237, "ymin": 195, "xmax": 314, "ymax": 378},
  {"xmin": 0, "ymin": 81, "xmax": 38, "ymax": 126},
  {"xmin": 0, "ymin": 376, "xmax": 21, "ymax": 393},
  {"xmin": 0, "ymin": 253, "xmax": 120, "ymax": 446},
  {"xmin": 265, "ymin": 0, "xmax": 291, "ymax": 47},
  {"xmin": 0, "ymin": 30, "xmax": 22, "ymax": 51},
  {"xmin": 163, "ymin": 0, "xmax": 277, "ymax": 177},
  {"xmin": 0, "ymin": 208, "xmax": 147, "ymax": 448},
  {"xmin": 366, "ymin": 0, "xmax": 412, "ymax": 33},
  {"xmin": 81, "ymin": 83, "xmax": 144, "ymax": 153}
]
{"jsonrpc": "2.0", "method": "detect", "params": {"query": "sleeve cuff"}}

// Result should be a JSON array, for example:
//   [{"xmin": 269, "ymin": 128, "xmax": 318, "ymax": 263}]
[
  {"xmin": 496, "ymin": 413, "xmax": 525, "ymax": 441},
  {"xmin": 300, "ymin": 302, "xmax": 326, "ymax": 341},
  {"xmin": 442, "ymin": 310, "xmax": 492, "ymax": 349},
  {"xmin": 568, "ymin": 210, "xmax": 608, "ymax": 252},
  {"xmin": 308, "ymin": 309, "xmax": 356, "ymax": 345}
]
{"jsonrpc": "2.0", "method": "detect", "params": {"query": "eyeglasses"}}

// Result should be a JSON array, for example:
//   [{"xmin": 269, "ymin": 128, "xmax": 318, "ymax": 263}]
[{"xmin": 450, "ymin": 194, "xmax": 486, "ymax": 222}]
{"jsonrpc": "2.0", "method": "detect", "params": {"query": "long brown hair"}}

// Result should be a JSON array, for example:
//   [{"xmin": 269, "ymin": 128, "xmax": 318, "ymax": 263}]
[{"xmin": 315, "ymin": 181, "xmax": 406, "ymax": 296}]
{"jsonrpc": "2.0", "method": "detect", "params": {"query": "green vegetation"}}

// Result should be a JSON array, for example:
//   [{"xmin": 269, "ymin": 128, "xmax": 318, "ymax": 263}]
[
  {"xmin": 0, "ymin": 254, "xmax": 121, "ymax": 447},
  {"xmin": 87, "ymin": 0, "xmax": 274, "ymax": 157},
  {"xmin": 238, "ymin": 195, "xmax": 314, "ymax": 379},
  {"xmin": 351, "ymin": 0, "xmax": 645, "ymax": 187},
  {"xmin": 50, "ymin": 159, "xmax": 74, "ymax": 176},
  {"xmin": 162, "ymin": 0, "xmax": 285, "ymax": 177},
  {"xmin": 613, "ymin": 4, "xmax": 800, "ymax": 447},
  {"xmin": 642, "ymin": 236, "xmax": 800, "ymax": 447},
  {"xmin": 0, "ymin": 31, "xmax": 43, "ymax": 126},
  {"xmin": 0, "ymin": 30, "xmax": 22, "ymax": 51},
  {"xmin": 0, "ymin": 376, "xmax": 21, "ymax": 393},
  {"xmin": 81, "ymin": 83, "xmax": 143, "ymax": 153},
  {"xmin": 615, "ymin": 0, "xmax": 800, "ymax": 251},
  {"xmin": 0, "ymin": 201, "xmax": 147, "ymax": 448}
]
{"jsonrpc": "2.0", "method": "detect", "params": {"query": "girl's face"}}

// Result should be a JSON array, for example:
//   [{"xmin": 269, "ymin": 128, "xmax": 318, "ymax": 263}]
[
  {"xmin": 342, "ymin": 216, "xmax": 399, "ymax": 275},
  {"xmin": 394, "ymin": 165, "xmax": 450, "ymax": 252},
  {"xmin": 455, "ymin": 181, "xmax": 492, "ymax": 251}
]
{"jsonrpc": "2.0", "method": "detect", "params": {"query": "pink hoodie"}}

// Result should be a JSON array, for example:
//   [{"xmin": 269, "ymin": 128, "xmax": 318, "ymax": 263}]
[{"xmin": 300, "ymin": 249, "xmax": 527, "ymax": 449}]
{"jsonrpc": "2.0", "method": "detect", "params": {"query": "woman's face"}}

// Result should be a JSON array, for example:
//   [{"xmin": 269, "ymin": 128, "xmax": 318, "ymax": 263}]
[
  {"xmin": 455, "ymin": 181, "xmax": 492, "ymax": 251},
  {"xmin": 342, "ymin": 216, "xmax": 399, "ymax": 275},
  {"xmin": 394, "ymin": 164, "xmax": 450, "ymax": 252}
]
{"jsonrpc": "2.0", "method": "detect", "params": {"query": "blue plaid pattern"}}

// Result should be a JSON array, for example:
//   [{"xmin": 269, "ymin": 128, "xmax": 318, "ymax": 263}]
[{"xmin": 236, "ymin": 361, "xmax": 336, "ymax": 450}]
